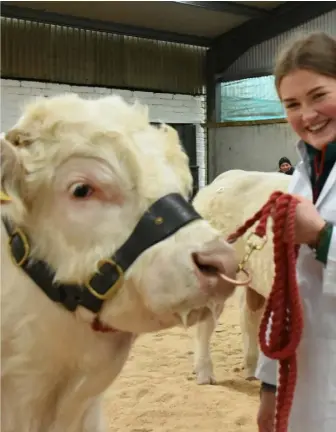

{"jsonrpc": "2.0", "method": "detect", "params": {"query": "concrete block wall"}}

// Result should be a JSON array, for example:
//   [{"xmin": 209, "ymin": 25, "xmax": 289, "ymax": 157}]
[
  {"xmin": 1, "ymin": 79, "xmax": 206, "ymax": 187},
  {"xmin": 208, "ymin": 122, "xmax": 298, "ymax": 181}
]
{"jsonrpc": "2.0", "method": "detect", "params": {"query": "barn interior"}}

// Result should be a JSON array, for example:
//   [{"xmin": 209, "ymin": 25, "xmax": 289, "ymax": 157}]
[{"xmin": 1, "ymin": 2, "xmax": 335, "ymax": 429}]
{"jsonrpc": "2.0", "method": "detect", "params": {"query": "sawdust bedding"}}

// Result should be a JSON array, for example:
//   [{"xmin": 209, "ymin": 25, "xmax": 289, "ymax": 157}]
[{"xmin": 103, "ymin": 291, "xmax": 260, "ymax": 432}]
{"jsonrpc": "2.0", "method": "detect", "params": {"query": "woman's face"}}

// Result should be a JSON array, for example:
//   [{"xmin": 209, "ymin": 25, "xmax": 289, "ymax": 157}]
[{"xmin": 279, "ymin": 69, "xmax": 336, "ymax": 150}]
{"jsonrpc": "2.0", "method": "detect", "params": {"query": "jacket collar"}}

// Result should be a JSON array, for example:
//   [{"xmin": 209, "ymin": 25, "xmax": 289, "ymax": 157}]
[
  {"xmin": 296, "ymin": 140, "xmax": 311, "ymax": 164},
  {"xmin": 295, "ymin": 140, "xmax": 336, "ymax": 208}
]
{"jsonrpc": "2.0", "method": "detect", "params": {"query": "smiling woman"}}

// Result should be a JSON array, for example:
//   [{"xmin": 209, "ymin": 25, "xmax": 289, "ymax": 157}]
[
  {"xmin": 255, "ymin": 31, "xmax": 336, "ymax": 432},
  {"xmin": 275, "ymin": 32, "xmax": 336, "ymax": 150}
]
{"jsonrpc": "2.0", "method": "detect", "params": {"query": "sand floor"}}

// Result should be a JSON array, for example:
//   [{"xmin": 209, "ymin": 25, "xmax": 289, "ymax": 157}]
[{"xmin": 104, "ymin": 292, "xmax": 260, "ymax": 432}]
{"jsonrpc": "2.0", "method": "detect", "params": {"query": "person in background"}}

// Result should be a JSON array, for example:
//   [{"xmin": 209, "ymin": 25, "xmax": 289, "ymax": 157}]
[
  {"xmin": 278, "ymin": 156, "xmax": 295, "ymax": 175},
  {"xmin": 256, "ymin": 31, "xmax": 336, "ymax": 432}
]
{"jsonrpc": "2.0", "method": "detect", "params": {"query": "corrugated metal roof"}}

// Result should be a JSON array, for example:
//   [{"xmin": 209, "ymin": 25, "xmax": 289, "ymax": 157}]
[
  {"xmin": 221, "ymin": 9, "xmax": 336, "ymax": 80},
  {"xmin": 1, "ymin": 17, "xmax": 207, "ymax": 94},
  {"xmin": 239, "ymin": 1, "xmax": 286, "ymax": 10},
  {"xmin": 1, "ymin": 1, "xmax": 284, "ymax": 43}
]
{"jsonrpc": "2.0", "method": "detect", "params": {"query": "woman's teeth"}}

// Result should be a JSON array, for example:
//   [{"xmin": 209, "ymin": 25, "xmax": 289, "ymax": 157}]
[{"xmin": 307, "ymin": 121, "xmax": 329, "ymax": 132}]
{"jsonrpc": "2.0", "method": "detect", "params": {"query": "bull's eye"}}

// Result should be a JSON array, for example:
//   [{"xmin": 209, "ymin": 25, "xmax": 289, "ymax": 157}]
[{"xmin": 70, "ymin": 183, "xmax": 94, "ymax": 199}]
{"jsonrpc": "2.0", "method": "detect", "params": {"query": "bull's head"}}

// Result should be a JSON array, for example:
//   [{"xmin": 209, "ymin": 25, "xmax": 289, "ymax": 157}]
[{"xmin": 1, "ymin": 94, "xmax": 240, "ymax": 334}]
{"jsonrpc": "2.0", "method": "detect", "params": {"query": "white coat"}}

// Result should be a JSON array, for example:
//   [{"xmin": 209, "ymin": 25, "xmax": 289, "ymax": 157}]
[{"xmin": 255, "ymin": 140, "xmax": 336, "ymax": 431}]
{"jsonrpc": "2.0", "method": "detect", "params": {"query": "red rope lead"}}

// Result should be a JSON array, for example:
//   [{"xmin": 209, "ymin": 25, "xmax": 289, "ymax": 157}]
[{"xmin": 228, "ymin": 191, "xmax": 304, "ymax": 432}]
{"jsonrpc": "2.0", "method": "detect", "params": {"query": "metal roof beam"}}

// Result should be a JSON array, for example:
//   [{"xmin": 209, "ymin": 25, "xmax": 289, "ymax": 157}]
[
  {"xmin": 172, "ymin": 1, "xmax": 270, "ymax": 18},
  {"xmin": 212, "ymin": 1, "xmax": 336, "ymax": 75},
  {"xmin": 0, "ymin": 3, "xmax": 211, "ymax": 47}
]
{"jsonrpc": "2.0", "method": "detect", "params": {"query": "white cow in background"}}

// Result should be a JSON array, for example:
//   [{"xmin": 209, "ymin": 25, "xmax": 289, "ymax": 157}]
[
  {"xmin": 192, "ymin": 169, "xmax": 291, "ymax": 384},
  {"xmin": 1, "ymin": 94, "xmax": 241, "ymax": 432}
]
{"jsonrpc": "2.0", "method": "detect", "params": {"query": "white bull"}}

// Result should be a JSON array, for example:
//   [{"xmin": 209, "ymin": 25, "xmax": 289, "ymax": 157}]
[
  {"xmin": 191, "ymin": 169, "xmax": 291, "ymax": 384},
  {"xmin": 1, "ymin": 94, "xmax": 240, "ymax": 432}
]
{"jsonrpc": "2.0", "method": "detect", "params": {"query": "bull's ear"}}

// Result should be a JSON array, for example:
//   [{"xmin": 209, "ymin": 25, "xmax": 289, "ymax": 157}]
[
  {"xmin": 0, "ymin": 131, "xmax": 27, "ymax": 209},
  {"xmin": 5, "ymin": 128, "xmax": 32, "ymax": 148}
]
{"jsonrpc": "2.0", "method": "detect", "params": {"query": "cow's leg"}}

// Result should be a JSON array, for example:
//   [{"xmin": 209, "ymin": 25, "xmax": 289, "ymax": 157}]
[
  {"xmin": 240, "ymin": 288, "xmax": 265, "ymax": 380},
  {"xmin": 193, "ymin": 303, "xmax": 223, "ymax": 385}
]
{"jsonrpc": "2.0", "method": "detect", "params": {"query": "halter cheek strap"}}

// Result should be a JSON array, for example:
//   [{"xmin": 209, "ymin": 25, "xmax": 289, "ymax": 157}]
[{"xmin": 3, "ymin": 193, "xmax": 202, "ymax": 315}]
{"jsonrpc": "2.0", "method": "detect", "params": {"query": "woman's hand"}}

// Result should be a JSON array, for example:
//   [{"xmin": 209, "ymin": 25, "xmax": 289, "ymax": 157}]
[
  {"xmin": 289, "ymin": 195, "xmax": 325, "ymax": 246},
  {"xmin": 273, "ymin": 194, "xmax": 324, "ymax": 245}
]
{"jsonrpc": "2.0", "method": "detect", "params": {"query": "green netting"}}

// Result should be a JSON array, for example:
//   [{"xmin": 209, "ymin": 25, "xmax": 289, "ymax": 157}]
[{"xmin": 220, "ymin": 75, "xmax": 286, "ymax": 122}]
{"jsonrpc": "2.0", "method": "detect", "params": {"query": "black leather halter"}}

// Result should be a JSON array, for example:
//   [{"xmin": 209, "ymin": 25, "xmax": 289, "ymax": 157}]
[{"xmin": 3, "ymin": 193, "xmax": 202, "ymax": 314}]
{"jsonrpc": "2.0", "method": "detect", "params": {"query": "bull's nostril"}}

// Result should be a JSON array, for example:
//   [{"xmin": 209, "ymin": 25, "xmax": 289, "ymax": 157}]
[
  {"xmin": 192, "ymin": 253, "xmax": 219, "ymax": 275},
  {"xmin": 192, "ymin": 248, "xmax": 248, "ymax": 288}
]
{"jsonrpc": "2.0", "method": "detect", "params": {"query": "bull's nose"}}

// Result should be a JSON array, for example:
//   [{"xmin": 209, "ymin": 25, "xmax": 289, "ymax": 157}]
[
  {"xmin": 192, "ymin": 238, "xmax": 239, "ymax": 294},
  {"xmin": 193, "ymin": 238, "xmax": 238, "ymax": 276}
]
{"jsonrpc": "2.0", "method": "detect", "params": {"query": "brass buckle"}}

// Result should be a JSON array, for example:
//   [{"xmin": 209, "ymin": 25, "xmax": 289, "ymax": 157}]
[
  {"xmin": 8, "ymin": 228, "xmax": 30, "ymax": 267},
  {"xmin": 1, "ymin": 190, "xmax": 11, "ymax": 203},
  {"xmin": 85, "ymin": 259, "xmax": 124, "ymax": 301},
  {"xmin": 238, "ymin": 232, "xmax": 267, "ymax": 272}
]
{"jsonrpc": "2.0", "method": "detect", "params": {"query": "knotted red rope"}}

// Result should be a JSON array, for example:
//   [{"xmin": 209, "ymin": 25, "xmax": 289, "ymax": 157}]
[{"xmin": 227, "ymin": 191, "xmax": 304, "ymax": 432}]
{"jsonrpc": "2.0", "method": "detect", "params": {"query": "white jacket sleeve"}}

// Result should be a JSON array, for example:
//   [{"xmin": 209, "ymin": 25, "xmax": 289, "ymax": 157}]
[
  {"xmin": 323, "ymin": 226, "xmax": 336, "ymax": 296},
  {"xmin": 255, "ymin": 350, "xmax": 278, "ymax": 385},
  {"xmin": 254, "ymin": 312, "xmax": 278, "ymax": 385}
]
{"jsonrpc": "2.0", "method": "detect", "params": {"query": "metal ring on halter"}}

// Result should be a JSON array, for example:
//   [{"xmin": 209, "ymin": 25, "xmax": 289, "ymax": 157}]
[{"xmin": 218, "ymin": 267, "xmax": 252, "ymax": 286}]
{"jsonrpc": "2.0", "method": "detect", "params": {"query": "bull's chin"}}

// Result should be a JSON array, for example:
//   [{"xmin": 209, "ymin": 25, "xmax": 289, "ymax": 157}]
[
  {"xmin": 175, "ymin": 299, "xmax": 222, "ymax": 329},
  {"xmin": 96, "ymin": 306, "xmax": 216, "ymax": 334},
  {"xmin": 175, "ymin": 309, "xmax": 205, "ymax": 328},
  {"xmin": 173, "ymin": 286, "xmax": 235, "ymax": 330}
]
